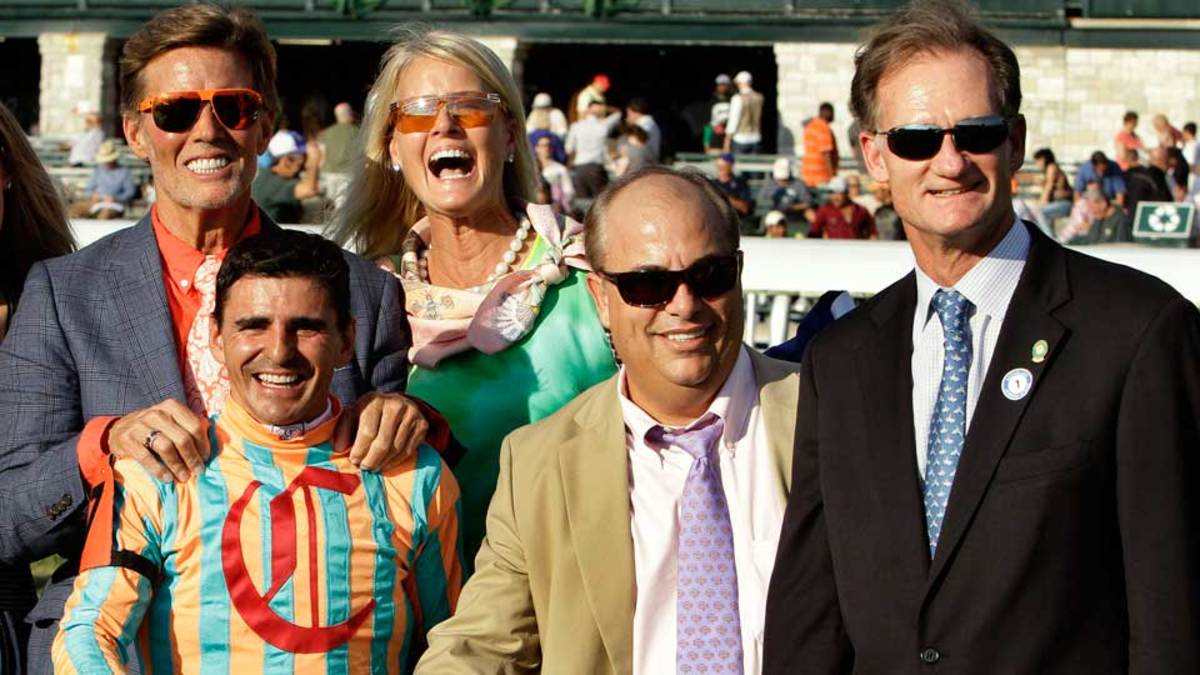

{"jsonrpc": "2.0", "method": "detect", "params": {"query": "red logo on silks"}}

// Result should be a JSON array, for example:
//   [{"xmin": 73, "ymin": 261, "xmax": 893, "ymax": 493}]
[{"xmin": 222, "ymin": 466, "xmax": 376, "ymax": 653}]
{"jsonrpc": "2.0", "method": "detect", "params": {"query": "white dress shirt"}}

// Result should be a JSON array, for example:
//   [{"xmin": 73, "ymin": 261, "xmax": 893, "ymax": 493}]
[
  {"xmin": 618, "ymin": 346, "xmax": 784, "ymax": 675},
  {"xmin": 912, "ymin": 217, "xmax": 1030, "ymax": 479}
]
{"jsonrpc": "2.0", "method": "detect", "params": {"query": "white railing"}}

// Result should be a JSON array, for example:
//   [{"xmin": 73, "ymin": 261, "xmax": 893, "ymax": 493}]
[{"xmin": 69, "ymin": 220, "xmax": 1198, "ymax": 348}]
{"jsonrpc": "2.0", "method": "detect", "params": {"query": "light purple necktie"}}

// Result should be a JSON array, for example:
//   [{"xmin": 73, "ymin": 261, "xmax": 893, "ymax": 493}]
[{"xmin": 648, "ymin": 414, "xmax": 744, "ymax": 674}]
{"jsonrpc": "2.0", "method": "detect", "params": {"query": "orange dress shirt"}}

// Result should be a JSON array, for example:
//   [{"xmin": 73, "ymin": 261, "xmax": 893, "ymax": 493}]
[{"xmin": 75, "ymin": 206, "xmax": 261, "ymax": 486}]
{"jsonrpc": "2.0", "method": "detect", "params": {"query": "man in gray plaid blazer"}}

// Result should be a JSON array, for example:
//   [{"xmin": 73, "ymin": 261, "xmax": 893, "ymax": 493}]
[{"xmin": 0, "ymin": 6, "xmax": 430, "ymax": 673}]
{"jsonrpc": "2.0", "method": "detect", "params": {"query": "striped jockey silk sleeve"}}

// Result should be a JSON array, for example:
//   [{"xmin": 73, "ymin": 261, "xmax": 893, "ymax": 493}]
[{"xmin": 52, "ymin": 397, "xmax": 463, "ymax": 675}]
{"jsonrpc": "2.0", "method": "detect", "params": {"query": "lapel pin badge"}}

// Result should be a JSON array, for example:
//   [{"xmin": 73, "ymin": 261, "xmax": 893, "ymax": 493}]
[
  {"xmin": 1031, "ymin": 339, "xmax": 1049, "ymax": 364},
  {"xmin": 1002, "ymin": 367, "xmax": 1034, "ymax": 401}
]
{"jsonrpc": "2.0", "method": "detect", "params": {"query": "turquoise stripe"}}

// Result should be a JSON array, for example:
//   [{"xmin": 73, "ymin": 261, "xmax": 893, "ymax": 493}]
[
  {"xmin": 361, "ymin": 471, "xmax": 397, "ymax": 673},
  {"xmin": 244, "ymin": 438, "xmax": 294, "ymax": 673},
  {"xmin": 118, "ymin": 574, "xmax": 152, "ymax": 666},
  {"xmin": 398, "ymin": 592, "xmax": 415, "ymax": 673},
  {"xmin": 146, "ymin": 465, "xmax": 180, "ymax": 674},
  {"xmin": 410, "ymin": 448, "xmax": 452, "ymax": 631},
  {"xmin": 305, "ymin": 443, "xmax": 351, "ymax": 675},
  {"xmin": 64, "ymin": 567, "xmax": 119, "ymax": 673},
  {"xmin": 195, "ymin": 426, "xmax": 231, "ymax": 674}
]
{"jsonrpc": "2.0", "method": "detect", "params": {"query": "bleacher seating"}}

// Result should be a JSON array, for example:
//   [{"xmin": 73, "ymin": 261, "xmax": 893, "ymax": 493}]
[{"xmin": 31, "ymin": 134, "xmax": 154, "ymax": 219}]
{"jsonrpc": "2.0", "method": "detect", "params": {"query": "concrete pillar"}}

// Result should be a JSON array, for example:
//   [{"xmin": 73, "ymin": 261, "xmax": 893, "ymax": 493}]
[
  {"xmin": 773, "ymin": 42, "xmax": 858, "ymax": 160},
  {"xmin": 476, "ymin": 36, "xmax": 523, "ymax": 88},
  {"xmin": 37, "ymin": 32, "xmax": 116, "ymax": 138}
]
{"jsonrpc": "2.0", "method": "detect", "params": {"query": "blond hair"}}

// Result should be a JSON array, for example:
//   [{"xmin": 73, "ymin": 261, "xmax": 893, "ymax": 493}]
[
  {"xmin": 329, "ymin": 27, "xmax": 537, "ymax": 259},
  {"xmin": 0, "ymin": 102, "xmax": 75, "ymax": 306}
]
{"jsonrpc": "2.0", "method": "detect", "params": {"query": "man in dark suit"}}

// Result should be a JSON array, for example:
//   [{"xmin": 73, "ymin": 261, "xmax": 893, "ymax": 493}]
[
  {"xmin": 0, "ymin": 7, "xmax": 433, "ymax": 673},
  {"xmin": 764, "ymin": 2, "xmax": 1200, "ymax": 673}
]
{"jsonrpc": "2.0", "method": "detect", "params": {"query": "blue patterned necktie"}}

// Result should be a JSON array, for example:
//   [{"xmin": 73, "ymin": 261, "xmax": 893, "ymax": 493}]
[
  {"xmin": 923, "ymin": 289, "xmax": 974, "ymax": 556},
  {"xmin": 647, "ymin": 414, "xmax": 744, "ymax": 674}
]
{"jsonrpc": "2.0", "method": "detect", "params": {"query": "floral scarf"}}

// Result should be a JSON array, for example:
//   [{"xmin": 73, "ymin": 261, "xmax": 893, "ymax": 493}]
[{"xmin": 398, "ymin": 202, "xmax": 590, "ymax": 368}]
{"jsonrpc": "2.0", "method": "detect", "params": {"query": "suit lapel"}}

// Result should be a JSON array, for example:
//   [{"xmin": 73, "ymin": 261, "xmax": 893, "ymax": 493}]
[
  {"xmin": 106, "ymin": 216, "xmax": 186, "ymax": 404},
  {"xmin": 750, "ymin": 349, "xmax": 799, "ymax": 493},
  {"xmin": 558, "ymin": 378, "xmax": 635, "ymax": 674},
  {"xmin": 858, "ymin": 273, "xmax": 932, "ymax": 580},
  {"xmin": 926, "ymin": 226, "xmax": 1071, "ymax": 585}
]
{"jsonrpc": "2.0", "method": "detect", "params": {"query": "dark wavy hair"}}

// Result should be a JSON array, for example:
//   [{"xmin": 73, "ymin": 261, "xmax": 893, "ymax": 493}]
[
  {"xmin": 214, "ymin": 230, "xmax": 351, "ymax": 330},
  {"xmin": 0, "ymin": 102, "xmax": 75, "ymax": 311}
]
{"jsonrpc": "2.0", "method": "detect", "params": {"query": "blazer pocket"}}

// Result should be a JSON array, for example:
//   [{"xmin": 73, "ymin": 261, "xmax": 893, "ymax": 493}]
[{"xmin": 993, "ymin": 440, "xmax": 1092, "ymax": 486}]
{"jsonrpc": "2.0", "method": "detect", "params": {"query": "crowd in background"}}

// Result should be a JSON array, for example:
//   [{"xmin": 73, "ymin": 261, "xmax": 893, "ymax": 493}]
[{"xmin": 37, "ymin": 58, "xmax": 1200, "ymax": 248}]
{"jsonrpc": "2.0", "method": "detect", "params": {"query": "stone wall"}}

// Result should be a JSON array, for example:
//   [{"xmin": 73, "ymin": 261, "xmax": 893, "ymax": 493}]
[
  {"xmin": 38, "ymin": 33, "xmax": 116, "ymax": 138},
  {"xmin": 773, "ymin": 42, "xmax": 859, "ymax": 159},
  {"xmin": 774, "ymin": 40, "xmax": 1200, "ymax": 171}
]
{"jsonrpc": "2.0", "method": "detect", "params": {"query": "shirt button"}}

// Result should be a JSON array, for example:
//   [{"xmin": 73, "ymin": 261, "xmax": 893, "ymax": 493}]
[
  {"xmin": 180, "ymin": 279, "xmax": 190, "ymax": 289},
  {"xmin": 920, "ymin": 647, "xmax": 941, "ymax": 664}
]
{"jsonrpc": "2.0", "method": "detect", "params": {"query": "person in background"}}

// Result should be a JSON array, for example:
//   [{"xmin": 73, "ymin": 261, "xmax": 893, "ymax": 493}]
[
  {"xmin": 1152, "ymin": 113, "xmax": 1182, "ymax": 149},
  {"xmin": 251, "ymin": 130, "xmax": 322, "ymax": 224},
  {"xmin": 525, "ymin": 92, "xmax": 567, "ymax": 138},
  {"xmin": 712, "ymin": 152, "xmax": 753, "ymax": 223},
  {"xmin": 52, "ymin": 232, "xmax": 462, "ymax": 674},
  {"xmin": 611, "ymin": 124, "xmax": 653, "ymax": 178},
  {"xmin": 704, "ymin": 73, "xmax": 733, "ymax": 155},
  {"xmin": 870, "ymin": 181, "xmax": 903, "ymax": 240},
  {"xmin": 566, "ymin": 99, "xmax": 622, "ymax": 199},
  {"xmin": 1073, "ymin": 150, "xmax": 1126, "ymax": 208},
  {"xmin": 1165, "ymin": 146, "xmax": 1190, "ymax": 202},
  {"xmin": 535, "ymin": 134, "xmax": 574, "ymax": 215},
  {"xmin": 763, "ymin": 209, "xmax": 791, "ymax": 238},
  {"xmin": 802, "ymin": 102, "xmax": 838, "ymax": 189},
  {"xmin": 724, "ymin": 71, "xmax": 763, "ymax": 154},
  {"xmin": 1124, "ymin": 145, "xmax": 1171, "ymax": 216},
  {"xmin": 1114, "ymin": 110, "xmax": 1143, "ymax": 170},
  {"xmin": 71, "ymin": 139, "xmax": 137, "ymax": 219},
  {"xmin": 1031, "ymin": 147, "xmax": 1072, "ymax": 235},
  {"xmin": 319, "ymin": 102, "xmax": 359, "ymax": 208},
  {"xmin": 570, "ymin": 73, "xmax": 610, "ymax": 124},
  {"xmin": 757, "ymin": 157, "xmax": 811, "ymax": 228},
  {"xmin": 329, "ymin": 28, "xmax": 617, "ymax": 564},
  {"xmin": 624, "ymin": 98, "xmax": 661, "ymax": 162},
  {"xmin": 846, "ymin": 173, "xmax": 879, "ymax": 214},
  {"xmin": 1182, "ymin": 121, "xmax": 1199, "ymax": 192},
  {"xmin": 1058, "ymin": 186, "xmax": 1131, "ymax": 244},
  {"xmin": 525, "ymin": 92, "xmax": 567, "ymax": 165},
  {"xmin": 0, "ymin": 100, "xmax": 76, "ymax": 675},
  {"xmin": 809, "ymin": 176, "xmax": 876, "ymax": 240},
  {"xmin": 65, "ymin": 112, "xmax": 104, "ymax": 167}
]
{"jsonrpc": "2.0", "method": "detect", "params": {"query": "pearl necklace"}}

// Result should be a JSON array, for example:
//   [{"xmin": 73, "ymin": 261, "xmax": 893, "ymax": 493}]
[{"xmin": 401, "ymin": 215, "xmax": 532, "ymax": 294}]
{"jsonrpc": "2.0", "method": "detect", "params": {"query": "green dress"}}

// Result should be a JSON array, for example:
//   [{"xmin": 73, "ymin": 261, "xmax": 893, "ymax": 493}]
[{"xmin": 401, "ymin": 220, "xmax": 616, "ymax": 567}]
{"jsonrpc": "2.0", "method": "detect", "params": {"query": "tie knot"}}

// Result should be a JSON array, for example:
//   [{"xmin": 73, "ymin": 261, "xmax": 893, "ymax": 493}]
[
  {"xmin": 647, "ymin": 414, "xmax": 725, "ymax": 461},
  {"xmin": 932, "ymin": 289, "xmax": 972, "ymax": 330}
]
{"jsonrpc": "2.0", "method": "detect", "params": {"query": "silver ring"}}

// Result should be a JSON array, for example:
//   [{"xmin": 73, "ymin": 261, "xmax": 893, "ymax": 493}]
[{"xmin": 143, "ymin": 430, "xmax": 162, "ymax": 451}]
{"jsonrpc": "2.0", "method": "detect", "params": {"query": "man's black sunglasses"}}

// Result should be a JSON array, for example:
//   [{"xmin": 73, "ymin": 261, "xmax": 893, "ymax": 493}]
[
  {"xmin": 874, "ymin": 115, "xmax": 1015, "ymax": 161},
  {"xmin": 597, "ymin": 252, "xmax": 742, "ymax": 308}
]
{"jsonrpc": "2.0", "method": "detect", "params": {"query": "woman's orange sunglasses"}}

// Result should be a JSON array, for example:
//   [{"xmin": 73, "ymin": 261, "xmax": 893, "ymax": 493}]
[{"xmin": 389, "ymin": 91, "xmax": 504, "ymax": 134}]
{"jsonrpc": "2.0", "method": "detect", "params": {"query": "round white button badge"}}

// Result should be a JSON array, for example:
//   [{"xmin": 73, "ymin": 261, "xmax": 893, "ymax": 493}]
[{"xmin": 1001, "ymin": 368, "xmax": 1034, "ymax": 401}]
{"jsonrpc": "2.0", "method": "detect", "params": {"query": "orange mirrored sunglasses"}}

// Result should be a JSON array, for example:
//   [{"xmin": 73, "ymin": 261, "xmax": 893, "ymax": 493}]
[
  {"xmin": 136, "ymin": 88, "xmax": 264, "ymax": 133},
  {"xmin": 389, "ymin": 91, "xmax": 504, "ymax": 134}
]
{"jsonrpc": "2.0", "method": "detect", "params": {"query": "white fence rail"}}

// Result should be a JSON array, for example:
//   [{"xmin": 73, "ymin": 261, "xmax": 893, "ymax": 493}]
[{"xmin": 70, "ymin": 220, "xmax": 1198, "ymax": 348}]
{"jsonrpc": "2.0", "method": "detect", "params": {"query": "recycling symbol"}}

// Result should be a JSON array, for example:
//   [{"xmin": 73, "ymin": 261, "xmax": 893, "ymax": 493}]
[{"xmin": 1147, "ymin": 206, "xmax": 1182, "ymax": 233}]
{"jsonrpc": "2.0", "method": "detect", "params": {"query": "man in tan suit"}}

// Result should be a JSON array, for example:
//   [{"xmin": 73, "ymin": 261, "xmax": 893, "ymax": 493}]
[{"xmin": 417, "ymin": 166, "xmax": 801, "ymax": 675}]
